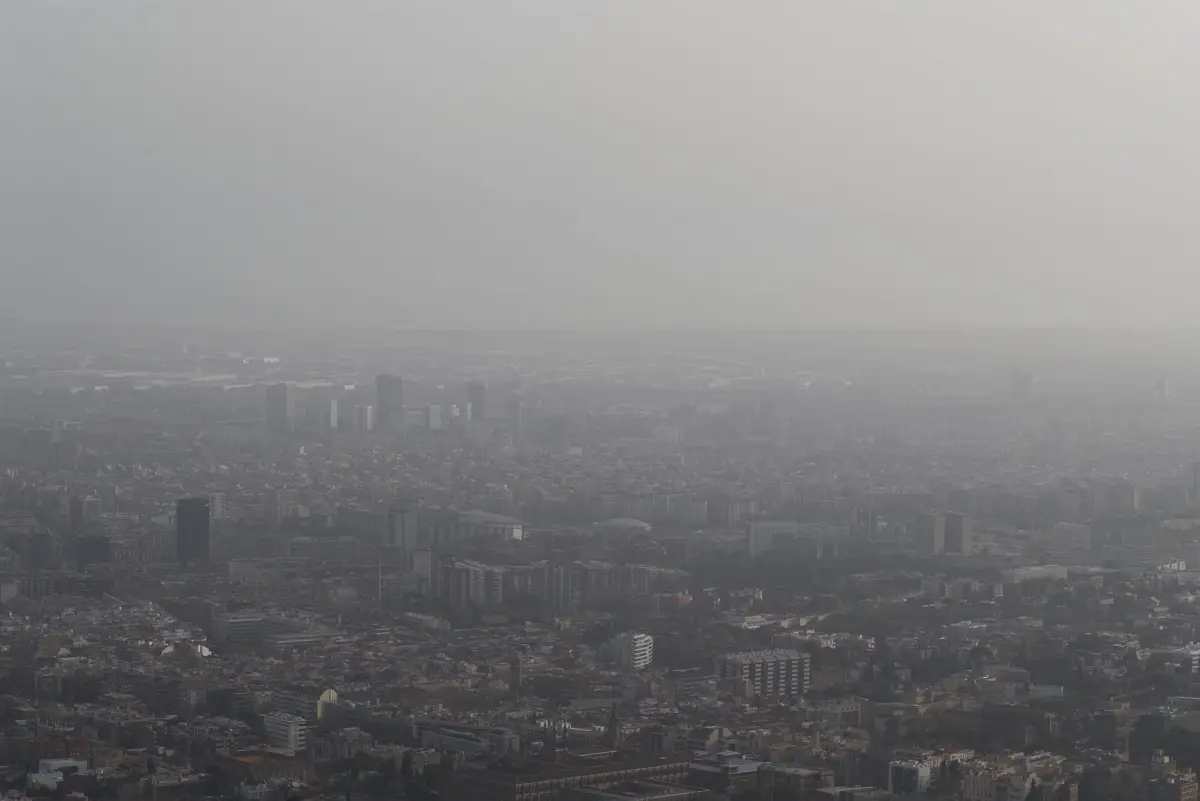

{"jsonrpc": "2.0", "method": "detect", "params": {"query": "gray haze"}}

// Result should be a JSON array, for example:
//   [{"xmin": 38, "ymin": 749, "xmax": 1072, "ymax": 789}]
[{"xmin": 3, "ymin": 2, "xmax": 1199, "ymax": 330}]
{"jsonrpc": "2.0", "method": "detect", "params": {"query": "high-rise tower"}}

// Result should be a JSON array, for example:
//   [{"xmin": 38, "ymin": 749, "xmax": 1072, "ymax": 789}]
[
  {"xmin": 467, "ymin": 381, "xmax": 487, "ymax": 422},
  {"xmin": 265, "ymin": 383, "xmax": 293, "ymax": 433},
  {"xmin": 376, "ymin": 374, "xmax": 404, "ymax": 433},
  {"xmin": 176, "ymin": 497, "xmax": 211, "ymax": 568}
]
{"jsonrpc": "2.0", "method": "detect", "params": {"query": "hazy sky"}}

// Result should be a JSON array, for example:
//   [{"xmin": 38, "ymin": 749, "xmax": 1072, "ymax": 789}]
[{"xmin": 4, "ymin": 2, "xmax": 1200, "ymax": 329}]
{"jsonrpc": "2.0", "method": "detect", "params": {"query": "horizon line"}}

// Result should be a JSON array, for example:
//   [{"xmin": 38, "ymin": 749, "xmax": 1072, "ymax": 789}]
[{"xmin": 4, "ymin": 320, "xmax": 1200, "ymax": 335}]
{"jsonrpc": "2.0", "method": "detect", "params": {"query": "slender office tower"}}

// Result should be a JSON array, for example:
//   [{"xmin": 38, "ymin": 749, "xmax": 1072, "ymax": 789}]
[
  {"xmin": 376, "ymin": 374, "xmax": 404, "ymax": 433},
  {"xmin": 176, "ymin": 497, "xmax": 210, "ymax": 569}
]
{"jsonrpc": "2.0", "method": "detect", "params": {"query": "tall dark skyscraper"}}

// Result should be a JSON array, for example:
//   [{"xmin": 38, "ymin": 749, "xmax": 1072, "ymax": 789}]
[
  {"xmin": 944, "ymin": 512, "xmax": 973, "ymax": 554},
  {"xmin": 266, "ymin": 383, "xmax": 293, "ymax": 433},
  {"xmin": 376, "ymin": 374, "xmax": 404, "ymax": 433},
  {"xmin": 467, "ymin": 381, "xmax": 487, "ymax": 422},
  {"xmin": 508, "ymin": 396, "xmax": 524, "ymax": 445},
  {"xmin": 385, "ymin": 504, "xmax": 418, "ymax": 551},
  {"xmin": 176, "ymin": 497, "xmax": 211, "ymax": 567}
]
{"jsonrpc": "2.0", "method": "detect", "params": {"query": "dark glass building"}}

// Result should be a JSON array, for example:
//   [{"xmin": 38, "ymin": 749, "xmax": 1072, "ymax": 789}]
[
  {"xmin": 265, "ymin": 382, "xmax": 293, "ymax": 434},
  {"xmin": 176, "ymin": 497, "xmax": 210, "ymax": 567}
]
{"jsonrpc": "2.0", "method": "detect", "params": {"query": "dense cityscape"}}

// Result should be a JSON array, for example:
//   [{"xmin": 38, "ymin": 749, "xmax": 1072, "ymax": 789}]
[
  {"xmin": 6, "ymin": 1, "xmax": 1200, "ymax": 799},
  {"xmin": 0, "ymin": 327, "xmax": 1198, "ymax": 801}
]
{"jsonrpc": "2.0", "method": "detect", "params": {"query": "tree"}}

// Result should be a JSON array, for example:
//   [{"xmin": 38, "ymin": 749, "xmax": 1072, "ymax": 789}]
[
  {"xmin": 968, "ymin": 646, "xmax": 994, "ymax": 671},
  {"xmin": 401, "ymin": 750, "xmax": 414, "ymax": 779},
  {"xmin": 202, "ymin": 765, "xmax": 232, "ymax": 798},
  {"xmin": 92, "ymin": 780, "xmax": 120, "ymax": 801}
]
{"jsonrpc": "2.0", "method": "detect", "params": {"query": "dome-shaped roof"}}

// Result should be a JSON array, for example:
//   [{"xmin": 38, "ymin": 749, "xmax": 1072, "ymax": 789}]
[{"xmin": 594, "ymin": 518, "xmax": 652, "ymax": 531}]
